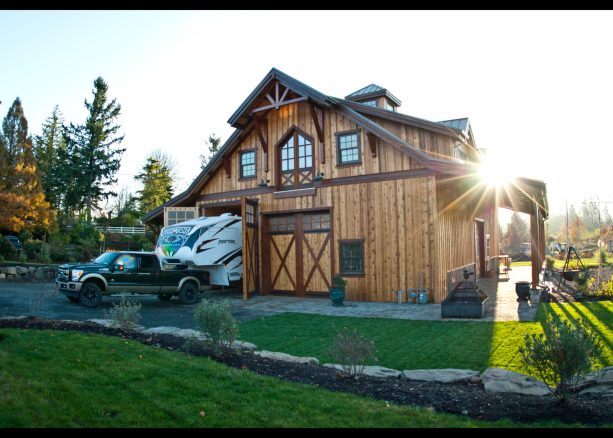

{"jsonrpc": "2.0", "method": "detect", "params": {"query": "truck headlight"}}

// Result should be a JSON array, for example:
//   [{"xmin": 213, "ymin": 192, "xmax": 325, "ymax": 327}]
[{"xmin": 71, "ymin": 270, "xmax": 84, "ymax": 281}]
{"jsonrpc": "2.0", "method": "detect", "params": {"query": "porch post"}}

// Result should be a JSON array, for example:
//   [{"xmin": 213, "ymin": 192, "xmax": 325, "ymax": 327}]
[{"xmin": 530, "ymin": 202, "xmax": 541, "ymax": 289}]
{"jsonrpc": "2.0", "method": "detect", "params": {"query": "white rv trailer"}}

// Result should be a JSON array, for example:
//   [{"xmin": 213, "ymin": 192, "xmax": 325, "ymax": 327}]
[{"xmin": 155, "ymin": 213, "xmax": 242, "ymax": 286}]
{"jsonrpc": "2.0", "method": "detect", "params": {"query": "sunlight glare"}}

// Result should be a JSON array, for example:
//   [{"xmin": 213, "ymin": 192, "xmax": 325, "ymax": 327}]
[{"xmin": 479, "ymin": 151, "xmax": 516, "ymax": 187}]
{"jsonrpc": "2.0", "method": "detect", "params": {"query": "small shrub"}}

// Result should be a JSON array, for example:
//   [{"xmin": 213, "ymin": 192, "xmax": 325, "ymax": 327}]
[
  {"xmin": 106, "ymin": 295, "xmax": 142, "ymax": 331},
  {"xmin": 39, "ymin": 242, "xmax": 51, "ymax": 264},
  {"xmin": 18, "ymin": 253, "xmax": 27, "ymax": 263},
  {"xmin": 328, "ymin": 327, "xmax": 376, "ymax": 376},
  {"xmin": 600, "ymin": 248, "xmax": 607, "ymax": 265},
  {"xmin": 0, "ymin": 236, "xmax": 16, "ymax": 259},
  {"xmin": 193, "ymin": 299, "xmax": 238, "ymax": 354},
  {"xmin": 331, "ymin": 273, "xmax": 348, "ymax": 289},
  {"xmin": 545, "ymin": 256, "xmax": 555, "ymax": 272},
  {"xmin": 519, "ymin": 315, "xmax": 603, "ymax": 401},
  {"xmin": 574, "ymin": 269, "xmax": 592, "ymax": 293},
  {"xmin": 599, "ymin": 276, "xmax": 613, "ymax": 297}
]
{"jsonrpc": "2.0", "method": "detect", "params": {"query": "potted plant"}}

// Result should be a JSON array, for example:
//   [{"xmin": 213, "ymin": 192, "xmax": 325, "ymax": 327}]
[
  {"xmin": 544, "ymin": 256, "xmax": 555, "ymax": 279},
  {"xmin": 330, "ymin": 273, "xmax": 348, "ymax": 307},
  {"xmin": 573, "ymin": 269, "xmax": 590, "ymax": 300}
]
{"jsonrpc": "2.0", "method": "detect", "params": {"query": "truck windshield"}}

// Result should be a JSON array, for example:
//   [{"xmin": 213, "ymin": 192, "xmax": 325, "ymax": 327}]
[{"xmin": 92, "ymin": 252, "xmax": 119, "ymax": 265}]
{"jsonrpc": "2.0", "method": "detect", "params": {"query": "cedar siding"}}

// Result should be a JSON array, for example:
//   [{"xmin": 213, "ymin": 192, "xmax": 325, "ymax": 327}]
[{"xmin": 143, "ymin": 67, "xmax": 547, "ymax": 303}]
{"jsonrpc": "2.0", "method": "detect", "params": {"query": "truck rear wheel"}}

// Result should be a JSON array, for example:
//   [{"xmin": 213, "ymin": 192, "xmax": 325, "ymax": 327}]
[
  {"xmin": 158, "ymin": 293, "xmax": 173, "ymax": 301},
  {"xmin": 79, "ymin": 282, "xmax": 102, "ymax": 308},
  {"xmin": 178, "ymin": 282, "xmax": 199, "ymax": 304}
]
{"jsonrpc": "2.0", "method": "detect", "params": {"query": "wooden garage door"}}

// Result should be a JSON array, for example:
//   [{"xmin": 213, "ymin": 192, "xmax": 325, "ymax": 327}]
[
  {"xmin": 264, "ymin": 211, "xmax": 331, "ymax": 296},
  {"xmin": 242, "ymin": 198, "xmax": 259, "ymax": 299}
]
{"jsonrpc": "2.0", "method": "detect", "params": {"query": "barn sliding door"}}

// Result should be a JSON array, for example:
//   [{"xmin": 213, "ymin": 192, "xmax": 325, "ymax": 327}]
[
  {"xmin": 264, "ymin": 211, "xmax": 331, "ymax": 296},
  {"xmin": 242, "ymin": 198, "xmax": 259, "ymax": 299}
]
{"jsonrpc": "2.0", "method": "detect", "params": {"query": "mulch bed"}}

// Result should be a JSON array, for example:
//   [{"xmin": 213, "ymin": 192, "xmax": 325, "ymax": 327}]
[{"xmin": 1, "ymin": 317, "xmax": 611, "ymax": 426}]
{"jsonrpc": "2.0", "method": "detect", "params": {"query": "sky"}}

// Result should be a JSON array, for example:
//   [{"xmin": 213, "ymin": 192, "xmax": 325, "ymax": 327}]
[{"xmin": 1, "ymin": 10, "xmax": 612, "ymax": 222}]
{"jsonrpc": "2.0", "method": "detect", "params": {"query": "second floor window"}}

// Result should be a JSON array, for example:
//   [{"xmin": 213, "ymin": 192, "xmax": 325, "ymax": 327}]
[
  {"xmin": 240, "ymin": 150, "xmax": 256, "ymax": 179},
  {"xmin": 278, "ymin": 130, "xmax": 313, "ymax": 190},
  {"xmin": 337, "ymin": 132, "xmax": 361, "ymax": 165}
]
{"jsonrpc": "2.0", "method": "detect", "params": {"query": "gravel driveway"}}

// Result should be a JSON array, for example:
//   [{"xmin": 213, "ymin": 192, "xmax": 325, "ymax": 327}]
[{"xmin": 0, "ymin": 280, "xmax": 270, "ymax": 329}]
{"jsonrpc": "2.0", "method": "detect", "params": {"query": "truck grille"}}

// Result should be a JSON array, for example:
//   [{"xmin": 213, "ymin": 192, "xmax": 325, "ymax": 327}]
[{"xmin": 57, "ymin": 268, "xmax": 69, "ymax": 282}]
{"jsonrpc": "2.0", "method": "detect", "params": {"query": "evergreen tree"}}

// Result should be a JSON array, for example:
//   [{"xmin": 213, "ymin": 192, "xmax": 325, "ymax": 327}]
[
  {"xmin": 199, "ymin": 133, "xmax": 222, "ymax": 169},
  {"xmin": 505, "ymin": 211, "xmax": 529, "ymax": 254},
  {"xmin": 135, "ymin": 150, "xmax": 175, "ymax": 214},
  {"xmin": 0, "ymin": 99, "xmax": 52, "ymax": 233},
  {"xmin": 0, "ymin": 98, "xmax": 28, "ymax": 189},
  {"xmin": 65, "ymin": 77, "xmax": 125, "ymax": 222},
  {"xmin": 33, "ymin": 105, "xmax": 65, "ymax": 210}
]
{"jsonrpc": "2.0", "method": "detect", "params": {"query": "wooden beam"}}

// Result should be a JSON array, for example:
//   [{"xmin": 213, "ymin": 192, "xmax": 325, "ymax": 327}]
[
  {"xmin": 223, "ymin": 156, "xmax": 231, "ymax": 178},
  {"xmin": 530, "ymin": 204, "xmax": 540, "ymax": 289},
  {"xmin": 309, "ymin": 103, "xmax": 324, "ymax": 143},
  {"xmin": 309, "ymin": 103, "xmax": 325, "ymax": 164},
  {"xmin": 367, "ymin": 132, "xmax": 377, "ymax": 157},
  {"xmin": 279, "ymin": 85, "xmax": 289, "ymax": 104},
  {"xmin": 254, "ymin": 116, "xmax": 269, "ymax": 172},
  {"xmin": 254, "ymin": 117, "xmax": 268, "ymax": 154}
]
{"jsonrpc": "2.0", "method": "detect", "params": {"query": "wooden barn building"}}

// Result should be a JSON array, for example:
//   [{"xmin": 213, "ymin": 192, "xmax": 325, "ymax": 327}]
[{"xmin": 143, "ymin": 68, "xmax": 548, "ymax": 303}]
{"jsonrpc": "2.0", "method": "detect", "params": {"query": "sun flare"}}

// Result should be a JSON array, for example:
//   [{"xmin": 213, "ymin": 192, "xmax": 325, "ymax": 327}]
[{"xmin": 479, "ymin": 152, "xmax": 516, "ymax": 187}]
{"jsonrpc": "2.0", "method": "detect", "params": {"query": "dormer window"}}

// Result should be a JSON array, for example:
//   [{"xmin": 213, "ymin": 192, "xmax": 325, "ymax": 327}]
[
  {"xmin": 345, "ymin": 84, "xmax": 401, "ymax": 112},
  {"xmin": 453, "ymin": 144, "xmax": 466, "ymax": 163}
]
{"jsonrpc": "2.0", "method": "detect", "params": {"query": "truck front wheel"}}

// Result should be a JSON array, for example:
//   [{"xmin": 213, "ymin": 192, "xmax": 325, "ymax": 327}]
[
  {"xmin": 178, "ymin": 282, "xmax": 199, "ymax": 304},
  {"xmin": 79, "ymin": 282, "xmax": 102, "ymax": 308}
]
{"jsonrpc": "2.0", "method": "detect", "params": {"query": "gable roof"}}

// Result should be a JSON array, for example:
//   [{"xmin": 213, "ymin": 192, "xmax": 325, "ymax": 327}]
[
  {"xmin": 143, "ymin": 68, "xmax": 546, "ymax": 223},
  {"xmin": 228, "ymin": 67, "xmax": 337, "ymax": 129},
  {"xmin": 345, "ymin": 83, "xmax": 402, "ymax": 106},
  {"xmin": 438, "ymin": 118, "xmax": 469, "ymax": 134}
]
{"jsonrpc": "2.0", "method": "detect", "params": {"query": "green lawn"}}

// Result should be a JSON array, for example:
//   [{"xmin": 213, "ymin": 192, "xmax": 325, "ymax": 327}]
[
  {"xmin": 239, "ymin": 302, "xmax": 613, "ymax": 375},
  {"xmin": 0, "ymin": 329, "xmax": 552, "ymax": 428},
  {"xmin": 552, "ymin": 252, "xmax": 612, "ymax": 270},
  {"xmin": 511, "ymin": 260, "xmax": 532, "ymax": 267}
]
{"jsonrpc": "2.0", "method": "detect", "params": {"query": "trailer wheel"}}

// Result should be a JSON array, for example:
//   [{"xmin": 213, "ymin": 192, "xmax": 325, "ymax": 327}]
[
  {"xmin": 158, "ymin": 293, "xmax": 173, "ymax": 301},
  {"xmin": 178, "ymin": 282, "xmax": 199, "ymax": 304}
]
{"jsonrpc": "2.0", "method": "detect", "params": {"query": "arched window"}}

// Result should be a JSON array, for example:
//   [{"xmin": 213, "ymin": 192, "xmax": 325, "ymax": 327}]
[{"xmin": 277, "ymin": 129, "xmax": 313, "ymax": 190}]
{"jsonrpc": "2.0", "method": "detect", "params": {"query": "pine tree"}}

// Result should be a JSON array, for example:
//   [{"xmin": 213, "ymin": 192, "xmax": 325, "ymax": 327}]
[
  {"xmin": 0, "ymin": 98, "xmax": 28, "ymax": 189},
  {"xmin": 33, "ymin": 106, "xmax": 65, "ymax": 210},
  {"xmin": 505, "ymin": 211, "xmax": 529, "ymax": 254},
  {"xmin": 65, "ymin": 77, "xmax": 125, "ymax": 223},
  {"xmin": 0, "ymin": 99, "xmax": 52, "ymax": 233},
  {"xmin": 199, "ymin": 133, "xmax": 222, "ymax": 169},
  {"xmin": 135, "ymin": 150, "xmax": 175, "ymax": 214}
]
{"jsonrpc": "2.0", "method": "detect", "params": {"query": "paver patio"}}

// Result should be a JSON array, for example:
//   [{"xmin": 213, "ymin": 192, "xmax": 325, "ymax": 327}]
[{"xmin": 209, "ymin": 266, "xmax": 539, "ymax": 322}]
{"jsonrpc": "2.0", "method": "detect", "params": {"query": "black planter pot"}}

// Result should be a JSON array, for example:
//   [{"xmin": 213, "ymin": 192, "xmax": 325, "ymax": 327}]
[
  {"xmin": 330, "ymin": 288, "xmax": 345, "ymax": 306},
  {"xmin": 515, "ymin": 281, "xmax": 530, "ymax": 301}
]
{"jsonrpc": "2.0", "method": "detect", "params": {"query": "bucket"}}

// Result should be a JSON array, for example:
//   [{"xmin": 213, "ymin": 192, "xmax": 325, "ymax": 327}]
[{"xmin": 418, "ymin": 290, "xmax": 428, "ymax": 304}]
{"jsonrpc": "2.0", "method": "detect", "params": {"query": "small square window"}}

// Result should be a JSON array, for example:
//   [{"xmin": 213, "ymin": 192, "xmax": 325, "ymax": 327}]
[
  {"xmin": 339, "ymin": 240, "xmax": 364, "ymax": 275},
  {"xmin": 240, "ymin": 150, "xmax": 256, "ymax": 179},
  {"xmin": 337, "ymin": 132, "xmax": 361, "ymax": 165}
]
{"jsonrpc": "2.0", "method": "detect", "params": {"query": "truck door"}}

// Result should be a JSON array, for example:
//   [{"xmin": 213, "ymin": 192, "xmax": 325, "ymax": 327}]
[
  {"xmin": 134, "ymin": 254, "xmax": 161, "ymax": 294},
  {"xmin": 106, "ymin": 253, "xmax": 139, "ymax": 293}
]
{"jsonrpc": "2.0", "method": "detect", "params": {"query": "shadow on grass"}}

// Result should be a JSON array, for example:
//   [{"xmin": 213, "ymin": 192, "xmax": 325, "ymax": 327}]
[{"xmin": 537, "ymin": 302, "xmax": 612, "ymax": 367}]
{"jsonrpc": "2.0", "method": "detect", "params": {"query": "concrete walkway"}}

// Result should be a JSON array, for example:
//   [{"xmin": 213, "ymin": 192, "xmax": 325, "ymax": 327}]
[{"xmin": 209, "ymin": 265, "xmax": 539, "ymax": 322}]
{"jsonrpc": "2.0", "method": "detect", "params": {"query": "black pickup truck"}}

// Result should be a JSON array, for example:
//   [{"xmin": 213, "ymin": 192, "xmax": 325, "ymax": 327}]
[{"xmin": 56, "ymin": 251, "xmax": 209, "ymax": 307}]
